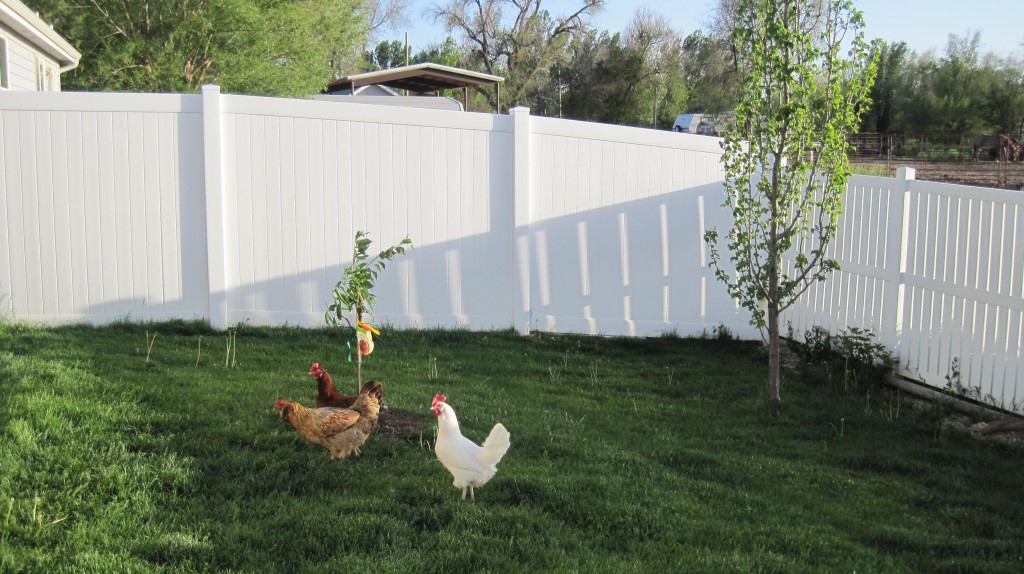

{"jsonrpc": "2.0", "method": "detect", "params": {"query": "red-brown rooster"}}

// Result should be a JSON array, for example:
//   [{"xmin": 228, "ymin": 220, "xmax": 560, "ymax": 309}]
[
  {"xmin": 274, "ymin": 381, "xmax": 383, "ymax": 460},
  {"xmin": 309, "ymin": 362, "xmax": 384, "ymax": 408}
]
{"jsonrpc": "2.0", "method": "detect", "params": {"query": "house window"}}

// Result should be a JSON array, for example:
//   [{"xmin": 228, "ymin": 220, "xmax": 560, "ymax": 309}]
[
  {"xmin": 0, "ymin": 37, "xmax": 9, "ymax": 89},
  {"xmin": 35, "ymin": 60, "xmax": 55, "ymax": 92}
]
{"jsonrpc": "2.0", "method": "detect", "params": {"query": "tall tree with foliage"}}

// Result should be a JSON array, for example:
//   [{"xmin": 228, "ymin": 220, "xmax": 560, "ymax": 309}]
[
  {"xmin": 704, "ymin": 0, "xmax": 876, "ymax": 414},
  {"xmin": 861, "ymin": 41, "xmax": 909, "ymax": 133},
  {"xmin": 680, "ymin": 30, "xmax": 742, "ymax": 115},
  {"xmin": 427, "ymin": 0, "xmax": 602, "ymax": 112},
  {"xmin": 413, "ymin": 36, "xmax": 463, "ymax": 67},
  {"xmin": 367, "ymin": 40, "xmax": 409, "ymax": 70},
  {"xmin": 979, "ymin": 56, "xmax": 1024, "ymax": 135},
  {"xmin": 935, "ymin": 31, "xmax": 984, "ymax": 134},
  {"xmin": 557, "ymin": 8, "xmax": 686, "ymax": 128},
  {"xmin": 33, "ymin": 0, "xmax": 368, "ymax": 96}
]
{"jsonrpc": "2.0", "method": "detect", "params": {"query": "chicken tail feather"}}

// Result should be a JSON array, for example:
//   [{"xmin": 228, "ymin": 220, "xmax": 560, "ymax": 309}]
[
  {"xmin": 478, "ymin": 423, "xmax": 511, "ymax": 468},
  {"xmin": 360, "ymin": 380, "xmax": 384, "ymax": 403}
]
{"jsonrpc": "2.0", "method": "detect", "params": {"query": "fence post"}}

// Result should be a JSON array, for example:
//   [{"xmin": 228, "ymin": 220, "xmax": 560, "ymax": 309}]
[
  {"xmin": 891, "ymin": 166, "xmax": 915, "ymax": 359},
  {"xmin": 511, "ymin": 106, "xmax": 532, "ymax": 334},
  {"xmin": 201, "ymin": 84, "xmax": 228, "ymax": 330}
]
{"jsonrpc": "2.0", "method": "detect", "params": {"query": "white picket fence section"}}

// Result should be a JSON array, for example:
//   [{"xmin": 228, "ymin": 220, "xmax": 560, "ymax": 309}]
[
  {"xmin": 785, "ymin": 169, "xmax": 1024, "ymax": 412},
  {"xmin": 1, "ymin": 87, "xmax": 1021, "ymax": 411}
]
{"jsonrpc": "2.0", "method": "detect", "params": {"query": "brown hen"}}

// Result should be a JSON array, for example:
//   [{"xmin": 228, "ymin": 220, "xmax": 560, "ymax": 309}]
[
  {"xmin": 274, "ymin": 382, "xmax": 383, "ymax": 460},
  {"xmin": 309, "ymin": 363, "xmax": 384, "ymax": 408}
]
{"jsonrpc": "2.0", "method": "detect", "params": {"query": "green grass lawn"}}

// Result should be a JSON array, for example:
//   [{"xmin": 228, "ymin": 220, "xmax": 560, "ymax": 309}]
[{"xmin": 1, "ymin": 321, "xmax": 1022, "ymax": 573}]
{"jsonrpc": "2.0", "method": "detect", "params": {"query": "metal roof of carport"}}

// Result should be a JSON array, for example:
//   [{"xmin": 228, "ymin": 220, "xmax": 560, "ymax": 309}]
[{"xmin": 325, "ymin": 63, "xmax": 504, "ymax": 112}]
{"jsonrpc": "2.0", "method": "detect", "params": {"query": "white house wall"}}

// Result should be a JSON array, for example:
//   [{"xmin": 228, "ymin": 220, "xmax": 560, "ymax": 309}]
[{"xmin": 1, "ymin": 27, "xmax": 58, "ymax": 91}]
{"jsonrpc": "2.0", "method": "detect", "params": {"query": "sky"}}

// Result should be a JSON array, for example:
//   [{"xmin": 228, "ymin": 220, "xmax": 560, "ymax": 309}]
[{"xmin": 401, "ymin": 0, "xmax": 1024, "ymax": 58}]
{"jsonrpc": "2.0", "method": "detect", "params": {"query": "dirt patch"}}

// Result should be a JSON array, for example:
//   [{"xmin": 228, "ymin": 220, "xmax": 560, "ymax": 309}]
[
  {"xmin": 853, "ymin": 158, "xmax": 1024, "ymax": 190},
  {"xmin": 375, "ymin": 407, "xmax": 433, "ymax": 441}
]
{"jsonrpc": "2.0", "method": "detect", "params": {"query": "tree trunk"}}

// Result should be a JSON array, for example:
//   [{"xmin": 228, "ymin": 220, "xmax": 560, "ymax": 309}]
[
  {"xmin": 355, "ymin": 307, "xmax": 363, "ymax": 393},
  {"xmin": 768, "ymin": 157, "xmax": 782, "ymax": 416},
  {"xmin": 767, "ymin": 300, "xmax": 781, "ymax": 415}
]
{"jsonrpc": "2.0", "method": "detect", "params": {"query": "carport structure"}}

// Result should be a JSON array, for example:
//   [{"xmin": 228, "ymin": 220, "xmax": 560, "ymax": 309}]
[{"xmin": 326, "ymin": 63, "xmax": 504, "ymax": 112}]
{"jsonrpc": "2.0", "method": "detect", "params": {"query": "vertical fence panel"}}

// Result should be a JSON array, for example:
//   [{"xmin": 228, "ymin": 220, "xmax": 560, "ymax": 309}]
[
  {"xmin": 897, "ymin": 179, "xmax": 1024, "ymax": 411},
  {"xmin": 527, "ymin": 116, "xmax": 731, "ymax": 337},
  {"xmin": 0, "ymin": 92, "xmax": 208, "ymax": 323}
]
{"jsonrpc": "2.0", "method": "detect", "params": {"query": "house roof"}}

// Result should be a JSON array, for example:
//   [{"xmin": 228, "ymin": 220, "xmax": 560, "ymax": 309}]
[
  {"xmin": 0, "ymin": 0, "xmax": 80, "ymax": 71},
  {"xmin": 327, "ymin": 63, "xmax": 503, "ymax": 93},
  {"xmin": 325, "ymin": 63, "xmax": 504, "ymax": 111},
  {"xmin": 329, "ymin": 84, "xmax": 402, "ymax": 97}
]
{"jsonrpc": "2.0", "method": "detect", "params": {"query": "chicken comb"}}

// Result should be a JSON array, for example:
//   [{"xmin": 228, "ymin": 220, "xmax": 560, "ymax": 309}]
[
  {"xmin": 432, "ymin": 394, "xmax": 447, "ymax": 407},
  {"xmin": 310, "ymin": 362, "xmax": 320, "ymax": 373}
]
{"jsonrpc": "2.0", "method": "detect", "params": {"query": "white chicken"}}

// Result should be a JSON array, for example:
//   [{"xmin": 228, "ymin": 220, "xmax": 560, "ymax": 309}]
[{"xmin": 431, "ymin": 394, "xmax": 511, "ymax": 501}]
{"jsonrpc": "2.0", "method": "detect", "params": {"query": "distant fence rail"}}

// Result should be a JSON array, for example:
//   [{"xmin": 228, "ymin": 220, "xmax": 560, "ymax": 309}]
[
  {"xmin": 848, "ymin": 132, "xmax": 1024, "ymax": 161},
  {"xmin": 847, "ymin": 132, "xmax": 1024, "ymax": 189}
]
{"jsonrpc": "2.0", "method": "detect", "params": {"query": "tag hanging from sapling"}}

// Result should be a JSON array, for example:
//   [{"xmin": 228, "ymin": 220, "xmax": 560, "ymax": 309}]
[{"xmin": 356, "ymin": 321, "xmax": 380, "ymax": 356}]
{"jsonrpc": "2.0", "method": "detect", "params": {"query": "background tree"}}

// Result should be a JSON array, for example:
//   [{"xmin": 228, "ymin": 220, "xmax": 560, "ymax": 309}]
[
  {"xmin": 556, "ymin": 9, "xmax": 685, "ymax": 128},
  {"xmin": 365, "ymin": 0, "xmax": 412, "ymax": 38},
  {"xmin": 367, "ymin": 39, "xmax": 409, "ymax": 70},
  {"xmin": 708, "ymin": 0, "xmax": 742, "ymax": 73},
  {"xmin": 704, "ymin": 0, "xmax": 876, "ymax": 414},
  {"xmin": 934, "ymin": 31, "xmax": 984, "ymax": 134},
  {"xmin": 890, "ymin": 52, "xmax": 940, "ymax": 133},
  {"xmin": 860, "ymin": 41, "xmax": 909, "ymax": 133},
  {"xmin": 680, "ymin": 30, "xmax": 742, "ymax": 114},
  {"xmin": 34, "ymin": 0, "xmax": 369, "ymax": 96},
  {"xmin": 551, "ymin": 30, "xmax": 610, "ymax": 119},
  {"xmin": 857, "ymin": 32, "xmax": 1024, "ymax": 137},
  {"xmin": 624, "ymin": 8, "xmax": 687, "ymax": 129},
  {"xmin": 408, "ymin": 36, "xmax": 464, "ymax": 99},
  {"xmin": 979, "ymin": 56, "xmax": 1024, "ymax": 135},
  {"xmin": 354, "ymin": 0, "xmax": 413, "ymax": 75},
  {"xmin": 427, "ymin": 0, "xmax": 602, "ymax": 112}
]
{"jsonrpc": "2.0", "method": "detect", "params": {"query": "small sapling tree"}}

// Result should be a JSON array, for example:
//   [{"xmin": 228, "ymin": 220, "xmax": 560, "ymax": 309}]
[
  {"xmin": 326, "ymin": 231, "xmax": 413, "ymax": 392},
  {"xmin": 704, "ymin": 0, "xmax": 876, "ymax": 414}
]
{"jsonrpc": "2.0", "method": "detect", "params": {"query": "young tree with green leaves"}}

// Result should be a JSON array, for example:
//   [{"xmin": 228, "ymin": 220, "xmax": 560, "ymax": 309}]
[
  {"xmin": 326, "ymin": 231, "xmax": 412, "ymax": 391},
  {"xmin": 704, "ymin": 0, "xmax": 876, "ymax": 414}
]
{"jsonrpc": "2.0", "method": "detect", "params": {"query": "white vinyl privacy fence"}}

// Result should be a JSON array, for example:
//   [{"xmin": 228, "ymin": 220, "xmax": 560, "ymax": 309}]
[
  {"xmin": 785, "ymin": 169, "xmax": 1024, "ymax": 412},
  {"xmin": 1, "ymin": 87, "xmax": 1021, "ymax": 411}
]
